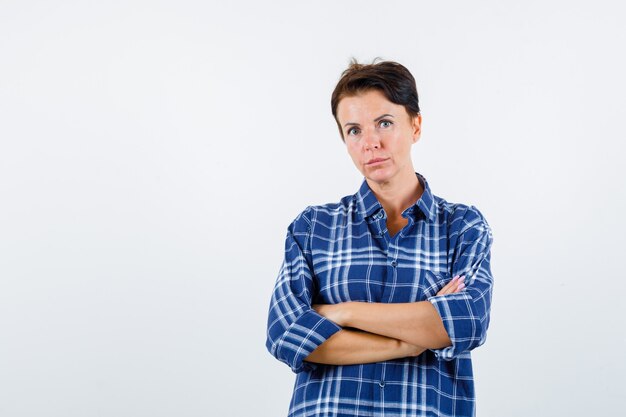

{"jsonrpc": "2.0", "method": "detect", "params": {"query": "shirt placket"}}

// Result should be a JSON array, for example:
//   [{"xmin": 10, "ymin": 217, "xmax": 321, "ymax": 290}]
[{"xmin": 371, "ymin": 210, "xmax": 399, "ymax": 415}]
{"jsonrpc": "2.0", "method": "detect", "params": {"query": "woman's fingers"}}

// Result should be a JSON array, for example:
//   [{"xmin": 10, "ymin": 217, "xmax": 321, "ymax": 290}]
[
  {"xmin": 437, "ymin": 276, "xmax": 456, "ymax": 295},
  {"xmin": 436, "ymin": 275, "xmax": 465, "ymax": 296},
  {"xmin": 438, "ymin": 276, "xmax": 459, "ymax": 295}
]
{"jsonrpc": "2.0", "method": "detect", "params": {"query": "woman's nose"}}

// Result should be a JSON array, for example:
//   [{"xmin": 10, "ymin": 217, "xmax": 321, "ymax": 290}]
[{"xmin": 363, "ymin": 130, "xmax": 381, "ymax": 150}]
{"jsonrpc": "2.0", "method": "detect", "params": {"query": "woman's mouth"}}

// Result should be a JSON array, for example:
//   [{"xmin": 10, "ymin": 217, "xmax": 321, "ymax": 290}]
[{"xmin": 366, "ymin": 157, "xmax": 389, "ymax": 165}]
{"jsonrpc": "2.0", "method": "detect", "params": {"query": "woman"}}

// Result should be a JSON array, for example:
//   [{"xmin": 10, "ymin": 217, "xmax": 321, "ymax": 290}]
[{"xmin": 266, "ymin": 60, "xmax": 494, "ymax": 417}]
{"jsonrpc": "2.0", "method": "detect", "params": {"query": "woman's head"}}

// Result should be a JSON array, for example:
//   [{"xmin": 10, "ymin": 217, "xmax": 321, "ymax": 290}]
[
  {"xmin": 333, "ymin": 60, "xmax": 423, "ymax": 187},
  {"xmin": 331, "ymin": 59, "xmax": 421, "ymax": 141}
]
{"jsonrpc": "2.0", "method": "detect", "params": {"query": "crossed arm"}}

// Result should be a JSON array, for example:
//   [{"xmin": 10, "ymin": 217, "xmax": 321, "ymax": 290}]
[{"xmin": 304, "ymin": 275, "xmax": 466, "ymax": 365}]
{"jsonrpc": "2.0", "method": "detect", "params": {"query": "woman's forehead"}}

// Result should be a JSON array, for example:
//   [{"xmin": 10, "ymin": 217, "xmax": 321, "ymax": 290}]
[{"xmin": 337, "ymin": 90, "xmax": 407, "ymax": 121}]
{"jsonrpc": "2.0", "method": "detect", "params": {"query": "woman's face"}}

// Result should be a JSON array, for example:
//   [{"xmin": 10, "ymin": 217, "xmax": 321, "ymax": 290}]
[{"xmin": 336, "ymin": 89, "xmax": 422, "ymax": 186}]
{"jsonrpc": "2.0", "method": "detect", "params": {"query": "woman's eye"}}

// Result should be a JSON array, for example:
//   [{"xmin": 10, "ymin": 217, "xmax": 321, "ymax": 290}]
[
  {"xmin": 379, "ymin": 120, "xmax": 392, "ymax": 128},
  {"xmin": 347, "ymin": 127, "xmax": 360, "ymax": 136}
]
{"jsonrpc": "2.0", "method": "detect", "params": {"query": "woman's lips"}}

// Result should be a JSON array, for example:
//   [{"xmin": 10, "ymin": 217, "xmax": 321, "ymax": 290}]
[{"xmin": 366, "ymin": 157, "xmax": 389, "ymax": 165}]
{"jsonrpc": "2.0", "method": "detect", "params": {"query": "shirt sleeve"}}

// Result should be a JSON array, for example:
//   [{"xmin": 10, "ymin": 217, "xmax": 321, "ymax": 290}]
[
  {"xmin": 265, "ymin": 209, "xmax": 342, "ymax": 373},
  {"xmin": 427, "ymin": 206, "xmax": 494, "ymax": 361}
]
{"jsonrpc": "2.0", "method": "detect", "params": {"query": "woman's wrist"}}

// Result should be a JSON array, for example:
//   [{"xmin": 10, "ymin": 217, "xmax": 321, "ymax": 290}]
[
  {"xmin": 314, "ymin": 302, "xmax": 353, "ymax": 327},
  {"xmin": 329, "ymin": 302, "xmax": 354, "ymax": 327},
  {"xmin": 398, "ymin": 340, "xmax": 426, "ymax": 357}
]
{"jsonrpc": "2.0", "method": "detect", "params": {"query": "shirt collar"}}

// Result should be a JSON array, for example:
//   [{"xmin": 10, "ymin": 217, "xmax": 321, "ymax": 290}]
[{"xmin": 356, "ymin": 172, "xmax": 438, "ymax": 222}]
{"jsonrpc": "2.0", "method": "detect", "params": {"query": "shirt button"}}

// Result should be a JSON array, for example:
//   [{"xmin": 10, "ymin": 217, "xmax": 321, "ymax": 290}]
[
  {"xmin": 391, "ymin": 261, "xmax": 397, "ymax": 267},
  {"xmin": 379, "ymin": 380, "xmax": 385, "ymax": 388}
]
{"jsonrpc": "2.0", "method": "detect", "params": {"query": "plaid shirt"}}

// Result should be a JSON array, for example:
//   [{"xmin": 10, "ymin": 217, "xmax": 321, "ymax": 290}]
[{"xmin": 266, "ymin": 173, "xmax": 494, "ymax": 417}]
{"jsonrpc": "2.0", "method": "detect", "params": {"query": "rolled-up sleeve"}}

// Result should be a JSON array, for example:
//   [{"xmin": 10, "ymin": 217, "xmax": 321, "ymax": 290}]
[
  {"xmin": 428, "ymin": 207, "xmax": 494, "ymax": 361},
  {"xmin": 266, "ymin": 210, "xmax": 342, "ymax": 373}
]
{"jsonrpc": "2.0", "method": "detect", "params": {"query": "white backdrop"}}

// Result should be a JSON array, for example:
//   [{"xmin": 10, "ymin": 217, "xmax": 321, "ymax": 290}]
[{"xmin": 1, "ymin": 1, "xmax": 625, "ymax": 416}]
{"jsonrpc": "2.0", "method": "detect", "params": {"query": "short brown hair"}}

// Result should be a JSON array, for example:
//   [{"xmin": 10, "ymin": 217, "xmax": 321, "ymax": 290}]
[{"xmin": 331, "ymin": 59, "xmax": 421, "ymax": 140}]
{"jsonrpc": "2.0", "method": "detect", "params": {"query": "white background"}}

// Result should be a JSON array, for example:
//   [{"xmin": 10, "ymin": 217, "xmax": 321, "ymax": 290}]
[{"xmin": 1, "ymin": 1, "xmax": 625, "ymax": 416}]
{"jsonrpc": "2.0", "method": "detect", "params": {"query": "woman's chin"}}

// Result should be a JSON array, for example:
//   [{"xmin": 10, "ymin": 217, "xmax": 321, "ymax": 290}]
[{"xmin": 364, "ymin": 168, "xmax": 394, "ymax": 184}]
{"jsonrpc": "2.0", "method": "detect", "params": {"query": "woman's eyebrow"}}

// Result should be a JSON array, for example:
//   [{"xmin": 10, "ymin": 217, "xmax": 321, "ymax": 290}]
[
  {"xmin": 344, "ymin": 114, "xmax": 395, "ymax": 127},
  {"xmin": 374, "ymin": 113, "xmax": 394, "ymax": 122}
]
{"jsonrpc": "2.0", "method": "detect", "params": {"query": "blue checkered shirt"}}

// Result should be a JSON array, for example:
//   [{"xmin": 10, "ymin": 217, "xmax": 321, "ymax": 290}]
[{"xmin": 266, "ymin": 173, "xmax": 494, "ymax": 417}]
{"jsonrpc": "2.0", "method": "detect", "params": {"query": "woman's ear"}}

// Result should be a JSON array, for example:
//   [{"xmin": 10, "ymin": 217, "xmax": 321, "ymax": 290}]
[{"xmin": 412, "ymin": 114, "xmax": 422, "ymax": 143}]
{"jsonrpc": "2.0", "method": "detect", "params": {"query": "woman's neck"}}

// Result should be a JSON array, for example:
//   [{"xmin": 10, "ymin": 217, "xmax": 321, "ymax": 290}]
[{"xmin": 367, "ymin": 169, "xmax": 423, "ymax": 218}]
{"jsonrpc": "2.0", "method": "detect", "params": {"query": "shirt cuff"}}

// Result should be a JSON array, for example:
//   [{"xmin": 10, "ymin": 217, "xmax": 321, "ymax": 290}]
[
  {"xmin": 427, "ymin": 292, "xmax": 477, "ymax": 361},
  {"xmin": 276, "ymin": 309, "xmax": 342, "ymax": 373}
]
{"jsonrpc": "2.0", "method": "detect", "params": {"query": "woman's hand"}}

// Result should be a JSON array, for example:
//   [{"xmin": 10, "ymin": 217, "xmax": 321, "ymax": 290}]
[
  {"xmin": 313, "ymin": 303, "xmax": 349, "ymax": 326},
  {"xmin": 436, "ymin": 275, "xmax": 465, "ymax": 296}
]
